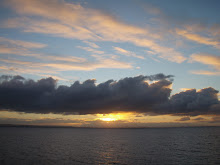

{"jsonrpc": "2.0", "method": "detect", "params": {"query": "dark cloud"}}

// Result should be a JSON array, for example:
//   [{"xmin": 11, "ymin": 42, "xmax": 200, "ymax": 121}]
[
  {"xmin": 193, "ymin": 117, "xmax": 205, "ymax": 121},
  {"xmin": 0, "ymin": 74, "xmax": 219, "ymax": 116},
  {"xmin": 176, "ymin": 117, "xmax": 190, "ymax": 121},
  {"xmin": 0, "ymin": 117, "xmax": 82, "ymax": 125},
  {"xmin": 209, "ymin": 116, "xmax": 220, "ymax": 123},
  {"xmin": 156, "ymin": 88, "xmax": 220, "ymax": 116}
]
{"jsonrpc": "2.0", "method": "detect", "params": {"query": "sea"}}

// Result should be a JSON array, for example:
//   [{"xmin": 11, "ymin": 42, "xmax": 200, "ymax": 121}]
[{"xmin": 0, "ymin": 127, "xmax": 219, "ymax": 165}]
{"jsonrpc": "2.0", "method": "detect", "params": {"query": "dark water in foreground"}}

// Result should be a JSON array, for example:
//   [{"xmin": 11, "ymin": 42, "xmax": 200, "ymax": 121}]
[{"xmin": 0, "ymin": 127, "xmax": 219, "ymax": 165}]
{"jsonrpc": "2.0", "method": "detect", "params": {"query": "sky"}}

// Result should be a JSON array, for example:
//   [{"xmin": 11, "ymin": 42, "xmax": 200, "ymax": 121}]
[{"xmin": 0, "ymin": 0, "xmax": 220, "ymax": 127}]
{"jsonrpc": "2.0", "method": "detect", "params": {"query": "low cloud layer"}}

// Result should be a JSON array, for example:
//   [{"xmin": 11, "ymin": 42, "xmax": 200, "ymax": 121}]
[
  {"xmin": 176, "ymin": 117, "xmax": 190, "ymax": 122},
  {"xmin": 157, "ymin": 88, "xmax": 219, "ymax": 116},
  {"xmin": 0, "ymin": 74, "xmax": 219, "ymax": 116}
]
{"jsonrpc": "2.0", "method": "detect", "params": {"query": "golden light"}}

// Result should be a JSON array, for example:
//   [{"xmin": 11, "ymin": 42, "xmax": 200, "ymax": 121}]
[
  {"xmin": 101, "ymin": 118, "xmax": 116, "ymax": 121},
  {"xmin": 97, "ymin": 112, "xmax": 134, "ymax": 122}
]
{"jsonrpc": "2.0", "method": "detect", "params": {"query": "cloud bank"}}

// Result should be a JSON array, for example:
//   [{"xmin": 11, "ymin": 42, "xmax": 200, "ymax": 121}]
[{"xmin": 0, "ymin": 74, "xmax": 219, "ymax": 116}]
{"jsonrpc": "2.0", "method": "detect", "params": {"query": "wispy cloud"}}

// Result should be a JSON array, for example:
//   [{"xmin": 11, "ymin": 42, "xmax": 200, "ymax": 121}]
[
  {"xmin": 113, "ymin": 47, "xmax": 145, "ymax": 59},
  {"xmin": 0, "ymin": 37, "xmax": 47, "ymax": 49},
  {"xmin": 83, "ymin": 41, "xmax": 100, "ymax": 48},
  {"xmin": 0, "ymin": 36, "xmax": 132, "ymax": 77},
  {"xmin": 180, "ymin": 88, "xmax": 195, "ymax": 91},
  {"xmin": 77, "ymin": 46, "xmax": 104, "ymax": 54},
  {"xmin": 190, "ymin": 70, "xmax": 220, "ymax": 76},
  {"xmin": 0, "ymin": 63, "xmax": 59, "ymax": 79},
  {"xmin": 5, "ymin": 17, "xmax": 98, "ymax": 40},
  {"xmin": 142, "ymin": 3, "xmax": 220, "ymax": 51},
  {"xmin": 45, "ymin": 55, "xmax": 86, "ymax": 63},
  {"xmin": 189, "ymin": 53, "xmax": 220, "ymax": 75},
  {"xmin": 1, "ymin": 55, "xmax": 132, "ymax": 74},
  {"xmin": 176, "ymin": 29, "xmax": 220, "ymax": 49},
  {"xmin": 3, "ymin": 0, "xmax": 185, "ymax": 63},
  {"xmin": 44, "ymin": 56, "xmax": 132, "ymax": 71},
  {"xmin": 190, "ymin": 53, "xmax": 220, "ymax": 70},
  {"xmin": 0, "ymin": 37, "xmax": 86, "ymax": 63},
  {"xmin": 0, "ymin": 36, "xmax": 46, "ymax": 57},
  {"xmin": 182, "ymin": 24, "xmax": 220, "ymax": 41}
]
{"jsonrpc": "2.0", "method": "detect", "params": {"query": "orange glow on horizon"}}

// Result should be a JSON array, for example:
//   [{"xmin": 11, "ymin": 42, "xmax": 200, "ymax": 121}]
[
  {"xmin": 97, "ymin": 112, "xmax": 134, "ymax": 122},
  {"xmin": 101, "ymin": 118, "xmax": 116, "ymax": 121}
]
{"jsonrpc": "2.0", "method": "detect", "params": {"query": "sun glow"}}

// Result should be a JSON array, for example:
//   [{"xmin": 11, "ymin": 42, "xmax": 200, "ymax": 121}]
[
  {"xmin": 101, "ymin": 118, "xmax": 116, "ymax": 121},
  {"xmin": 97, "ymin": 112, "xmax": 134, "ymax": 122}
]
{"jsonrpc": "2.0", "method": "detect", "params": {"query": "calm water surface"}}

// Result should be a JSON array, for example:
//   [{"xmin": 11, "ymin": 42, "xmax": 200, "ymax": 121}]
[{"xmin": 0, "ymin": 127, "xmax": 219, "ymax": 165}]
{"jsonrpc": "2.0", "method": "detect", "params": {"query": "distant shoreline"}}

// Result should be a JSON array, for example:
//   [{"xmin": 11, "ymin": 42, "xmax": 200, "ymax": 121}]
[{"xmin": 0, "ymin": 124, "xmax": 219, "ymax": 129}]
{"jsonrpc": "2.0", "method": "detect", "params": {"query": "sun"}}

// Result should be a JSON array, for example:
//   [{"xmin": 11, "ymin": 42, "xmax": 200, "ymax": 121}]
[
  {"xmin": 97, "ymin": 112, "xmax": 133, "ymax": 122},
  {"xmin": 101, "ymin": 117, "xmax": 116, "ymax": 121}
]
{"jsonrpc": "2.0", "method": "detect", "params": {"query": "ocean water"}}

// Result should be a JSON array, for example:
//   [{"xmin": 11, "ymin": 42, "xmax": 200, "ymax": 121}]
[{"xmin": 0, "ymin": 127, "xmax": 219, "ymax": 165}]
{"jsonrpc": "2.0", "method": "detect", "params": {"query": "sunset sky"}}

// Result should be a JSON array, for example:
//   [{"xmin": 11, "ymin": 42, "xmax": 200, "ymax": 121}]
[{"xmin": 0, "ymin": 0, "xmax": 220, "ymax": 127}]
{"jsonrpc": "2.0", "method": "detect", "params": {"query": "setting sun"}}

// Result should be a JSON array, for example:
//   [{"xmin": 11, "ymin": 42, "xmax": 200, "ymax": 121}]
[
  {"xmin": 101, "ymin": 118, "xmax": 116, "ymax": 121},
  {"xmin": 98, "ymin": 114, "xmax": 121, "ymax": 122},
  {"xmin": 97, "ymin": 113, "xmax": 134, "ymax": 122}
]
